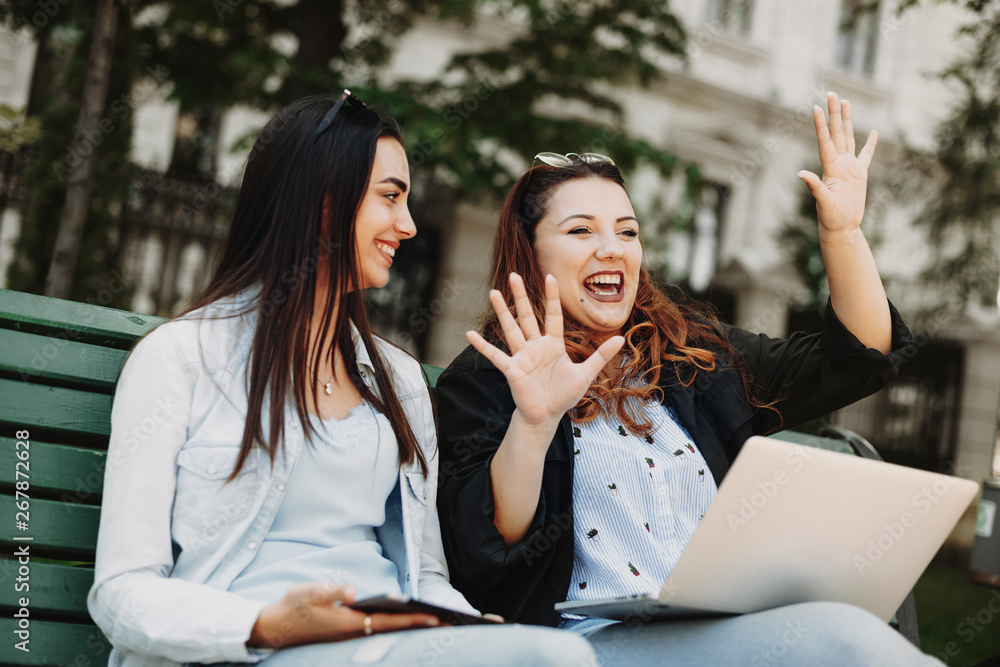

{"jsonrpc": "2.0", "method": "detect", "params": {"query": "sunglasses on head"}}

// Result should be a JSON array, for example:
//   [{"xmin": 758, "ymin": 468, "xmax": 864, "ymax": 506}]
[
  {"xmin": 533, "ymin": 152, "xmax": 617, "ymax": 167},
  {"xmin": 313, "ymin": 89, "xmax": 379, "ymax": 142}
]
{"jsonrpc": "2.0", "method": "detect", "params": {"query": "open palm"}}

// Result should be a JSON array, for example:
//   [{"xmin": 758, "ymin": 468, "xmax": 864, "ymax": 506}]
[
  {"xmin": 467, "ymin": 274, "xmax": 624, "ymax": 428},
  {"xmin": 798, "ymin": 92, "xmax": 878, "ymax": 235}
]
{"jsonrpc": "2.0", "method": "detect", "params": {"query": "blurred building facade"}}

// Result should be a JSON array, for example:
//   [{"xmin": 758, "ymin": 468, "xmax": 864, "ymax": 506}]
[{"xmin": 1, "ymin": 0, "xmax": 998, "ymax": 494}]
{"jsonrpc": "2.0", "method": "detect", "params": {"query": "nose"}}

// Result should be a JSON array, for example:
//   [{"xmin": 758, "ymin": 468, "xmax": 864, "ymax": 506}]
[
  {"xmin": 396, "ymin": 204, "xmax": 417, "ymax": 239},
  {"xmin": 595, "ymin": 231, "xmax": 624, "ymax": 260}
]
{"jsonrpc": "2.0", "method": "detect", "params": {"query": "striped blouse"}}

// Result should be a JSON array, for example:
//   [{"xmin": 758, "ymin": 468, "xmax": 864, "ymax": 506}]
[{"xmin": 564, "ymin": 399, "xmax": 718, "ymax": 604}]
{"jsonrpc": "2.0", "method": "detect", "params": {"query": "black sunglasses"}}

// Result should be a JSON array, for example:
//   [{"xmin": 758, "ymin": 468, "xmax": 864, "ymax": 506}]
[{"xmin": 312, "ymin": 89, "xmax": 378, "ymax": 142}]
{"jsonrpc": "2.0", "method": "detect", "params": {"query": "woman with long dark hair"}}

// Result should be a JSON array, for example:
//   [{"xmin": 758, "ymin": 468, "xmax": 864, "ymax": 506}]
[
  {"xmin": 88, "ymin": 92, "xmax": 596, "ymax": 666},
  {"xmin": 435, "ymin": 93, "xmax": 943, "ymax": 664}
]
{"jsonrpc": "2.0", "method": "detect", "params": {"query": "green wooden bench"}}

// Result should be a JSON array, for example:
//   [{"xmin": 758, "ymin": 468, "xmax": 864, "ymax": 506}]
[
  {"xmin": 0, "ymin": 288, "xmax": 918, "ymax": 664},
  {"xmin": 0, "ymin": 289, "xmax": 160, "ymax": 665}
]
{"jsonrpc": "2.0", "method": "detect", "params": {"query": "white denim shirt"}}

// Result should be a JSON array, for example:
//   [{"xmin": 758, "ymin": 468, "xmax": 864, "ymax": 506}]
[{"xmin": 88, "ymin": 294, "xmax": 476, "ymax": 666}]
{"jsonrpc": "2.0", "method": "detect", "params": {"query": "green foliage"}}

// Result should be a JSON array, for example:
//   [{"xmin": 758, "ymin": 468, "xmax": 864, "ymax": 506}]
[
  {"xmin": 7, "ymin": 1, "xmax": 138, "ymax": 305},
  {"xmin": 4, "ymin": 0, "xmax": 693, "ymax": 305},
  {"xmin": 0, "ymin": 105, "xmax": 41, "ymax": 152},
  {"xmin": 911, "ymin": 0, "xmax": 1000, "ymax": 308},
  {"xmin": 388, "ymin": 0, "xmax": 687, "ymax": 193},
  {"xmin": 130, "ymin": 0, "xmax": 687, "ymax": 194}
]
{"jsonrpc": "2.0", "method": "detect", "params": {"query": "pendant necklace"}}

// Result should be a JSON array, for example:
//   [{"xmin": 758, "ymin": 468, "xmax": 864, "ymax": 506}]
[{"xmin": 319, "ymin": 350, "xmax": 338, "ymax": 396}]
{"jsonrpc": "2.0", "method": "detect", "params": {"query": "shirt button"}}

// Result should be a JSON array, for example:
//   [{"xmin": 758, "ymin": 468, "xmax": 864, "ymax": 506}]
[
  {"xmin": 207, "ymin": 465, "xmax": 217, "ymax": 475},
  {"xmin": 658, "ymin": 486, "xmax": 667, "ymax": 496},
  {"xmin": 247, "ymin": 541, "xmax": 257, "ymax": 550},
  {"xmin": 277, "ymin": 483, "xmax": 286, "ymax": 491}
]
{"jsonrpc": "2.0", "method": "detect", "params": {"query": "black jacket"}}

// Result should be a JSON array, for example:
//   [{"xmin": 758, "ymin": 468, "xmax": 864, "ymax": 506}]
[{"xmin": 435, "ymin": 301, "xmax": 915, "ymax": 626}]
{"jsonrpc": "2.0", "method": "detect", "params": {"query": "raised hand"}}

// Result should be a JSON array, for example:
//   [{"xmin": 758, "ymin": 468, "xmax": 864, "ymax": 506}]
[
  {"xmin": 797, "ymin": 91, "xmax": 878, "ymax": 237},
  {"xmin": 796, "ymin": 91, "xmax": 891, "ymax": 353},
  {"xmin": 466, "ymin": 273, "xmax": 624, "ymax": 431}
]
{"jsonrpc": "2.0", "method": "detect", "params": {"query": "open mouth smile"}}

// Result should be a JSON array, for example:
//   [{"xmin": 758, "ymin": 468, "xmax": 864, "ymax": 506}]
[
  {"xmin": 375, "ymin": 240, "xmax": 397, "ymax": 262},
  {"xmin": 583, "ymin": 271, "xmax": 624, "ymax": 302}
]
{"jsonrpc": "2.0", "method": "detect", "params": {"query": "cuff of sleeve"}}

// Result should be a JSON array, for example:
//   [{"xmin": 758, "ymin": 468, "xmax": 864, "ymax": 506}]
[
  {"xmin": 227, "ymin": 598, "xmax": 274, "ymax": 663},
  {"xmin": 458, "ymin": 452, "xmax": 549, "ymax": 572},
  {"xmin": 821, "ymin": 298, "xmax": 914, "ymax": 380}
]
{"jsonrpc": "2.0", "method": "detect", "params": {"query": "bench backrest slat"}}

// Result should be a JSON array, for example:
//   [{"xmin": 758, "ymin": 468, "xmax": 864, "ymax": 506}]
[
  {"xmin": 0, "ymin": 618, "xmax": 110, "ymax": 665},
  {"xmin": 0, "ymin": 437, "xmax": 106, "ymax": 502},
  {"xmin": 0, "ymin": 290, "xmax": 161, "ymax": 349},
  {"xmin": 0, "ymin": 328, "xmax": 127, "ymax": 392},
  {"xmin": 0, "ymin": 560, "xmax": 94, "ymax": 619},
  {"xmin": 0, "ymin": 497, "xmax": 100, "ymax": 559},
  {"xmin": 0, "ymin": 378, "xmax": 113, "ymax": 440}
]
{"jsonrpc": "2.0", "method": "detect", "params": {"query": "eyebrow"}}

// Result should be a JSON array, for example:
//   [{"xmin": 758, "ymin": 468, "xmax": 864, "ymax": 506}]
[
  {"xmin": 379, "ymin": 177, "xmax": 408, "ymax": 193},
  {"xmin": 557, "ymin": 214, "xmax": 639, "ymax": 225}
]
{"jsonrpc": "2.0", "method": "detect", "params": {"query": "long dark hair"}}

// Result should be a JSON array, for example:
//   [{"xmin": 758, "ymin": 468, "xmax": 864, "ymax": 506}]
[
  {"xmin": 486, "ymin": 159, "xmax": 776, "ymax": 435},
  {"xmin": 183, "ymin": 94, "xmax": 427, "ymax": 478}
]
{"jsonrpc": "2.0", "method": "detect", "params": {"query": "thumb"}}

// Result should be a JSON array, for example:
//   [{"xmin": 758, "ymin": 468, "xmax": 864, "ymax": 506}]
[
  {"xmin": 303, "ymin": 583, "xmax": 355, "ymax": 607},
  {"xmin": 797, "ymin": 170, "xmax": 825, "ymax": 198},
  {"xmin": 581, "ymin": 335, "xmax": 625, "ymax": 379}
]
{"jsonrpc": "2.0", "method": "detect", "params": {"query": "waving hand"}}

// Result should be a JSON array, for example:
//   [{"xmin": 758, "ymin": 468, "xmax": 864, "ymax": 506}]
[
  {"xmin": 796, "ymin": 91, "xmax": 891, "ymax": 353},
  {"xmin": 467, "ymin": 273, "xmax": 624, "ymax": 433},
  {"xmin": 797, "ymin": 92, "xmax": 878, "ymax": 235}
]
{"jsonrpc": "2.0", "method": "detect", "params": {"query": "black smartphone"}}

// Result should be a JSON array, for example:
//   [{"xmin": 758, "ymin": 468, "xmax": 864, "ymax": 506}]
[{"xmin": 347, "ymin": 593, "xmax": 503, "ymax": 626}]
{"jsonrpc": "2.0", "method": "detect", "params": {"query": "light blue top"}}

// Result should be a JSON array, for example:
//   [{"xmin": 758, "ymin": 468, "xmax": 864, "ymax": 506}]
[
  {"xmin": 88, "ymin": 290, "xmax": 476, "ymax": 667},
  {"xmin": 228, "ymin": 401, "xmax": 403, "ymax": 603},
  {"xmin": 565, "ymin": 401, "xmax": 718, "ymax": 604}
]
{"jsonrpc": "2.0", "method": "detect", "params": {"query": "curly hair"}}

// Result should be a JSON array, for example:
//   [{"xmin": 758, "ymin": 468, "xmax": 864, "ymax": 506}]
[{"xmin": 484, "ymin": 158, "xmax": 775, "ymax": 435}]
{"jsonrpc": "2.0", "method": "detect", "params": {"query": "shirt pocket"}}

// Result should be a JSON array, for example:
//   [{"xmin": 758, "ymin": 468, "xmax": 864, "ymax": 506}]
[{"xmin": 173, "ymin": 444, "xmax": 260, "ymax": 545}]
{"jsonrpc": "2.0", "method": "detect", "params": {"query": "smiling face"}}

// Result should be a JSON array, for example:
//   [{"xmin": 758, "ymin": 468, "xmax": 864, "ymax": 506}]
[
  {"xmin": 532, "ymin": 177, "xmax": 642, "ymax": 340},
  {"xmin": 353, "ymin": 136, "xmax": 415, "ymax": 290}
]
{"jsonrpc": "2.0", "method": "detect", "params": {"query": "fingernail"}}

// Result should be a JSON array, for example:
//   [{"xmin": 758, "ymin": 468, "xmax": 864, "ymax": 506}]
[{"xmin": 425, "ymin": 618, "xmax": 440, "ymax": 626}]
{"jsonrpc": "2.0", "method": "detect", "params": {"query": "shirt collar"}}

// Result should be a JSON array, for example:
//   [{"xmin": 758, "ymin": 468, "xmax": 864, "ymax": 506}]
[
  {"xmin": 349, "ymin": 320, "xmax": 376, "ymax": 379},
  {"xmin": 235, "ymin": 285, "xmax": 377, "ymax": 381}
]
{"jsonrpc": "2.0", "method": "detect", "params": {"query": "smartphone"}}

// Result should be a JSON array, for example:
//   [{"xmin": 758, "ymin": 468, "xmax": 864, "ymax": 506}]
[{"xmin": 347, "ymin": 593, "xmax": 503, "ymax": 626}]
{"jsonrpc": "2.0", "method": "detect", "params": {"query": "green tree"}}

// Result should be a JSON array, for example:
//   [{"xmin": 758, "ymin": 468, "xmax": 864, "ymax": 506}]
[
  {"xmin": 898, "ymin": 0, "xmax": 1000, "ymax": 309},
  {"xmin": 3, "ymin": 0, "xmax": 694, "ymax": 317},
  {"xmin": 133, "ymin": 0, "xmax": 687, "ymax": 188},
  {"xmin": 2, "ymin": 0, "xmax": 140, "ymax": 305},
  {"xmin": 45, "ymin": 0, "xmax": 119, "ymax": 299},
  {"xmin": 0, "ymin": 104, "xmax": 40, "ymax": 220}
]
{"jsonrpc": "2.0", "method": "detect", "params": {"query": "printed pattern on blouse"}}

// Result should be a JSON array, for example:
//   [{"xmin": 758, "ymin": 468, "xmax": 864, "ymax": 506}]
[{"xmin": 565, "ymin": 402, "xmax": 718, "ymax": 604}]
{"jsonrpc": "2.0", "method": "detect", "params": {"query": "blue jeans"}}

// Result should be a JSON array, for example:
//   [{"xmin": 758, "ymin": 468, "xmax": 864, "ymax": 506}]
[
  {"xmin": 561, "ymin": 602, "xmax": 943, "ymax": 666},
  {"xmin": 250, "ymin": 624, "xmax": 597, "ymax": 666}
]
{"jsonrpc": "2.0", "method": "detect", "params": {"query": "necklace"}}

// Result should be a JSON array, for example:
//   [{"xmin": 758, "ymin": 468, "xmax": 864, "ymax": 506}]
[{"xmin": 316, "ymin": 348, "xmax": 339, "ymax": 395}]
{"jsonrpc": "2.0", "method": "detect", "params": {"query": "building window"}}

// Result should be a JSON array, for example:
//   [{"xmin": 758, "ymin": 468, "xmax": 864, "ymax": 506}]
[
  {"xmin": 704, "ymin": 0, "xmax": 754, "ymax": 35},
  {"xmin": 835, "ymin": 0, "xmax": 880, "ymax": 76},
  {"xmin": 662, "ymin": 182, "xmax": 728, "ymax": 295}
]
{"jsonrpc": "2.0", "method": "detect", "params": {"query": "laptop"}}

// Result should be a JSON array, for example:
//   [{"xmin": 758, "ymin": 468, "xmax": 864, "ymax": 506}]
[{"xmin": 555, "ymin": 435, "xmax": 979, "ymax": 622}]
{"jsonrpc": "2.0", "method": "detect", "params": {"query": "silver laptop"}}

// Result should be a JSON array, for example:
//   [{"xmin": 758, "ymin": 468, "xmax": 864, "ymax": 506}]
[{"xmin": 555, "ymin": 435, "xmax": 979, "ymax": 622}]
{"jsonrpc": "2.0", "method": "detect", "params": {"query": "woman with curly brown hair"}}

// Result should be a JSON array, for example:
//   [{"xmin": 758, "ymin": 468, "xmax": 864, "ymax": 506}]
[{"xmin": 435, "ymin": 93, "xmax": 942, "ymax": 665}]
